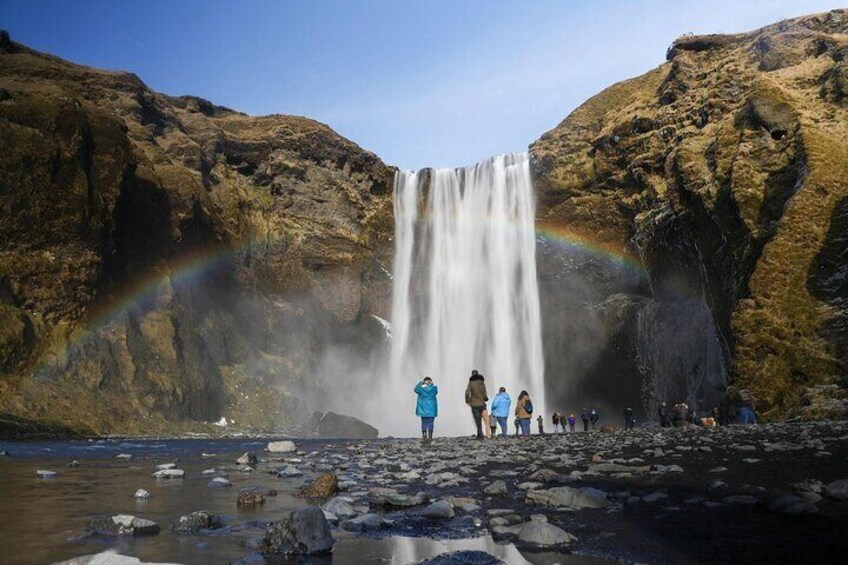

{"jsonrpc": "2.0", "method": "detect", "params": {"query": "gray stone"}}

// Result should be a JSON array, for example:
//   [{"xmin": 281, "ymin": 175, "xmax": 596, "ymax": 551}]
[
  {"xmin": 277, "ymin": 465, "xmax": 303, "ymax": 478},
  {"xmin": 769, "ymin": 494, "xmax": 818, "ymax": 515},
  {"xmin": 322, "ymin": 497, "xmax": 357, "ymax": 519},
  {"xmin": 155, "ymin": 463, "xmax": 175, "ymax": 470},
  {"xmin": 723, "ymin": 495, "xmax": 759, "ymax": 506},
  {"xmin": 133, "ymin": 489, "xmax": 152, "ymax": 499},
  {"xmin": 341, "ymin": 513, "xmax": 392, "ymax": 531},
  {"xmin": 36, "ymin": 470, "xmax": 57, "ymax": 478},
  {"xmin": 367, "ymin": 487, "xmax": 430, "ymax": 508},
  {"xmin": 237, "ymin": 452, "xmax": 258, "ymax": 466},
  {"xmin": 317, "ymin": 412, "xmax": 379, "ymax": 439},
  {"xmin": 209, "ymin": 477, "xmax": 231, "ymax": 487},
  {"xmin": 88, "ymin": 515, "xmax": 160, "ymax": 537},
  {"xmin": 261, "ymin": 506, "xmax": 334, "ymax": 556},
  {"xmin": 421, "ymin": 500, "xmax": 455, "ymax": 519},
  {"xmin": 483, "ymin": 480, "xmax": 508, "ymax": 496},
  {"xmin": 516, "ymin": 520, "xmax": 577, "ymax": 546},
  {"xmin": 152, "ymin": 469, "xmax": 184, "ymax": 479},
  {"xmin": 267, "ymin": 440, "xmax": 297, "ymax": 453},
  {"xmin": 526, "ymin": 486, "xmax": 610, "ymax": 510},
  {"xmin": 825, "ymin": 479, "xmax": 848, "ymax": 500},
  {"xmin": 642, "ymin": 492, "xmax": 668, "ymax": 503},
  {"xmin": 172, "ymin": 511, "xmax": 223, "ymax": 534}
]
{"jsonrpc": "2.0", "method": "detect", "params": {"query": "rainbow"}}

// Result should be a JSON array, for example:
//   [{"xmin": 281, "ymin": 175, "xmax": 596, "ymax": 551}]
[{"xmin": 535, "ymin": 221, "xmax": 647, "ymax": 274}]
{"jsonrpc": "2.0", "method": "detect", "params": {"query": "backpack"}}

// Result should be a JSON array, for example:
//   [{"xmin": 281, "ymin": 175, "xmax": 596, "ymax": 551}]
[{"xmin": 524, "ymin": 400, "xmax": 534, "ymax": 415}]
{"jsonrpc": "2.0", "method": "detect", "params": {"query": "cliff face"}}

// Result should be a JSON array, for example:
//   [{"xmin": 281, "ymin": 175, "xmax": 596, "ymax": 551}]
[
  {"xmin": 0, "ymin": 30, "xmax": 395, "ymax": 436},
  {"xmin": 531, "ymin": 9, "xmax": 848, "ymax": 419}
]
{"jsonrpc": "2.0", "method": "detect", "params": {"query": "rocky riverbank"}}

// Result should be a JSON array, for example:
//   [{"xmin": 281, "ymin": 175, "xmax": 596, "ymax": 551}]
[{"xmin": 13, "ymin": 421, "xmax": 845, "ymax": 564}]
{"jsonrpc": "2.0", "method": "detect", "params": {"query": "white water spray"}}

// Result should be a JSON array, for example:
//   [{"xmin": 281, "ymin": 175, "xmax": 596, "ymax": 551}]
[{"xmin": 382, "ymin": 152, "xmax": 545, "ymax": 437}]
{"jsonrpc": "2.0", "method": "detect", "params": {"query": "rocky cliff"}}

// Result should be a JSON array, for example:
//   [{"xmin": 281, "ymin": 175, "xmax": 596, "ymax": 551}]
[
  {"xmin": 0, "ymin": 30, "xmax": 395, "ymax": 436},
  {"xmin": 531, "ymin": 9, "xmax": 848, "ymax": 420}
]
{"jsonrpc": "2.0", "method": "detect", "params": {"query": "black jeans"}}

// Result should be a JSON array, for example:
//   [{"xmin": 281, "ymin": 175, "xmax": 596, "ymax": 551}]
[{"xmin": 471, "ymin": 405, "xmax": 485, "ymax": 438}]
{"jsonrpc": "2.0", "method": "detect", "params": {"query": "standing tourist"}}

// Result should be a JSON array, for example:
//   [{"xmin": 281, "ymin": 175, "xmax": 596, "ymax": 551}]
[
  {"xmin": 624, "ymin": 407, "xmax": 635, "ymax": 430},
  {"xmin": 552, "ymin": 412, "xmax": 561, "ymax": 433},
  {"xmin": 735, "ymin": 389, "xmax": 758, "ymax": 424},
  {"xmin": 491, "ymin": 387, "xmax": 512, "ymax": 437},
  {"xmin": 488, "ymin": 412, "xmax": 497, "ymax": 437},
  {"xmin": 589, "ymin": 408, "xmax": 599, "ymax": 430},
  {"xmin": 567, "ymin": 413, "xmax": 576, "ymax": 432},
  {"xmin": 536, "ymin": 414, "xmax": 545, "ymax": 435},
  {"xmin": 581, "ymin": 408, "xmax": 590, "ymax": 432},
  {"xmin": 414, "ymin": 377, "xmax": 438, "ymax": 442},
  {"xmin": 515, "ymin": 390, "xmax": 534, "ymax": 436},
  {"xmin": 658, "ymin": 402, "xmax": 671, "ymax": 427},
  {"xmin": 464, "ymin": 370, "xmax": 489, "ymax": 439}
]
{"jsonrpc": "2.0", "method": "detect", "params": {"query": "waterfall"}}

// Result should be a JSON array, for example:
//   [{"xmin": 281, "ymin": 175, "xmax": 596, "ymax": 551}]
[{"xmin": 384, "ymin": 152, "xmax": 546, "ymax": 437}]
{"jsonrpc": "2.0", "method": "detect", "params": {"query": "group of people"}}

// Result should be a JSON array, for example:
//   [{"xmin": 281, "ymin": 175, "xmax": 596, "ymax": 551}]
[
  {"xmin": 414, "ymin": 373, "xmax": 761, "ymax": 441},
  {"xmin": 414, "ymin": 370, "xmax": 538, "ymax": 441}
]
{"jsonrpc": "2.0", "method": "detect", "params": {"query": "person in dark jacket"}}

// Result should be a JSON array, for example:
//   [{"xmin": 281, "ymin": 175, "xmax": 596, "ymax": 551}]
[
  {"xmin": 658, "ymin": 402, "xmax": 671, "ymax": 427},
  {"xmin": 464, "ymin": 370, "xmax": 489, "ymax": 439},
  {"xmin": 581, "ymin": 408, "xmax": 589, "ymax": 432},
  {"xmin": 589, "ymin": 408, "xmax": 599, "ymax": 430},
  {"xmin": 624, "ymin": 407, "xmax": 635, "ymax": 430}
]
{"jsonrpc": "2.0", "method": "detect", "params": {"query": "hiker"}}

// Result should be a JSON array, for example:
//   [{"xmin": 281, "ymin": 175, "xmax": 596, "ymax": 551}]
[
  {"xmin": 672, "ymin": 402, "xmax": 688, "ymax": 426},
  {"xmin": 734, "ymin": 388, "xmax": 758, "ymax": 424},
  {"xmin": 537, "ymin": 414, "xmax": 545, "ymax": 435},
  {"xmin": 658, "ymin": 402, "xmax": 671, "ymax": 427},
  {"xmin": 488, "ymin": 412, "xmax": 497, "ymax": 437},
  {"xmin": 490, "ymin": 387, "xmax": 512, "ymax": 437},
  {"xmin": 464, "ymin": 370, "xmax": 488, "ymax": 439},
  {"xmin": 552, "ymin": 412, "xmax": 561, "ymax": 433},
  {"xmin": 581, "ymin": 408, "xmax": 590, "ymax": 432},
  {"xmin": 589, "ymin": 408, "xmax": 599, "ymax": 430},
  {"xmin": 711, "ymin": 406, "xmax": 720, "ymax": 426},
  {"xmin": 514, "ymin": 416, "xmax": 520, "ymax": 436},
  {"xmin": 624, "ymin": 407, "xmax": 635, "ymax": 430},
  {"xmin": 413, "ymin": 376, "xmax": 438, "ymax": 442},
  {"xmin": 515, "ymin": 390, "xmax": 534, "ymax": 436},
  {"xmin": 567, "ymin": 413, "xmax": 576, "ymax": 432}
]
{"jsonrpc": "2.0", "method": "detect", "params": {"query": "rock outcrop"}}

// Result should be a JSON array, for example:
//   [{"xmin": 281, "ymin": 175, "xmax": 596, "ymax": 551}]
[
  {"xmin": 531, "ymin": 9, "xmax": 848, "ymax": 419},
  {"xmin": 0, "ymin": 31, "xmax": 394, "ymax": 435}
]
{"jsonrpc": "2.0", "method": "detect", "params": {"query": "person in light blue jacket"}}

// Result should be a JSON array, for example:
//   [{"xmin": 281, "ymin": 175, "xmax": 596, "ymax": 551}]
[
  {"xmin": 414, "ymin": 376, "xmax": 438, "ymax": 442},
  {"xmin": 490, "ymin": 387, "xmax": 511, "ymax": 437}
]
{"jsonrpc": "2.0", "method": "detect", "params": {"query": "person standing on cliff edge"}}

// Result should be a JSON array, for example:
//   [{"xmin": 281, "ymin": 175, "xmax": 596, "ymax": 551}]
[{"xmin": 465, "ymin": 370, "xmax": 488, "ymax": 440}]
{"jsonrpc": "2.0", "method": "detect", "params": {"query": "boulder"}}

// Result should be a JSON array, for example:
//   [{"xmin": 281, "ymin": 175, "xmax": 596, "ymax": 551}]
[
  {"xmin": 152, "ymin": 469, "xmax": 185, "ymax": 479},
  {"xmin": 317, "ymin": 412, "xmax": 378, "ymax": 439},
  {"xmin": 209, "ymin": 477, "xmax": 231, "ymax": 487},
  {"xmin": 825, "ymin": 479, "xmax": 848, "ymax": 500},
  {"xmin": 237, "ymin": 491, "xmax": 266, "ymax": 508},
  {"xmin": 322, "ymin": 497, "xmax": 357, "ymax": 519},
  {"xmin": 421, "ymin": 500, "xmax": 455, "ymax": 519},
  {"xmin": 483, "ymin": 480, "xmax": 508, "ymax": 496},
  {"xmin": 88, "ymin": 515, "xmax": 160, "ymax": 537},
  {"xmin": 299, "ymin": 473, "xmax": 339, "ymax": 498},
  {"xmin": 267, "ymin": 441, "xmax": 297, "ymax": 453},
  {"xmin": 260, "ymin": 506, "xmax": 334, "ymax": 556},
  {"xmin": 525, "ymin": 486, "xmax": 610, "ymax": 509},
  {"xmin": 277, "ymin": 465, "xmax": 303, "ymax": 478},
  {"xmin": 516, "ymin": 520, "xmax": 577, "ymax": 547},
  {"xmin": 237, "ymin": 452, "xmax": 258, "ymax": 466},
  {"xmin": 172, "ymin": 511, "xmax": 223, "ymax": 534},
  {"xmin": 341, "ymin": 513, "xmax": 392, "ymax": 532},
  {"xmin": 769, "ymin": 494, "xmax": 818, "ymax": 515},
  {"xmin": 36, "ymin": 470, "xmax": 57, "ymax": 478},
  {"xmin": 133, "ymin": 489, "xmax": 152, "ymax": 499},
  {"xmin": 367, "ymin": 487, "xmax": 430, "ymax": 508}
]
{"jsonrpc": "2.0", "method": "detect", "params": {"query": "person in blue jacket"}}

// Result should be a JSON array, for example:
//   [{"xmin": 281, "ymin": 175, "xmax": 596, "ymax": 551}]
[
  {"xmin": 414, "ymin": 376, "xmax": 438, "ymax": 442},
  {"xmin": 490, "ymin": 387, "xmax": 512, "ymax": 437}
]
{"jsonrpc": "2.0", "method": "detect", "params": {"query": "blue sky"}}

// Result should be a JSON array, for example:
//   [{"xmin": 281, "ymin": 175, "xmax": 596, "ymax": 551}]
[{"xmin": 0, "ymin": 0, "xmax": 840, "ymax": 169}]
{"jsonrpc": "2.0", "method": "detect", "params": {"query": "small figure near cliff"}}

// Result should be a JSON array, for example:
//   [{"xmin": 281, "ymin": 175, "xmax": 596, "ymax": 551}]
[
  {"xmin": 536, "ymin": 414, "xmax": 545, "ymax": 435},
  {"xmin": 490, "ymin": 387, "xmax": 512, "ymax": 437},
  {"xmin": 464, "ymin": 370, "xmax": 488, "ymax": 440},
  {"xmin": 658, "ymin": 402, "xmax": 671, "ymax": 427},
  {"xmin": 414, "ymin": 376, "xmax": 438, "ymax": 443},
  {"xmin": 589, "ymin": 408, "xmax": 599, "ymax": 430},
  {"xmin": 552, "ymin": 412, "xmax": 562, "ymax": 433},
  {"xmin": 567, "ymin": 413, "xmax": 576, "ymax": 432},
  {"xmin": 624, "ymin": 407, "xmax": 635, "ymax": 430},
  {"xmin": 581, "ymin": 409, "xmax": 590, "ymax": 432},
  {"xmin": 734, "ymin": 389, "xmax": 758, "ymax": 425},
  {"xmin": 515, "ymin": 390, "xmax": 534, "ymax": 436}
]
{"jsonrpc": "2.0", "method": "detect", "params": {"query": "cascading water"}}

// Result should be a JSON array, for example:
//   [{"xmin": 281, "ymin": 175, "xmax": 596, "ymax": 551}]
[{"xmin": 383, "ymin": 152, "xmax": 546, "ymax": 437}]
